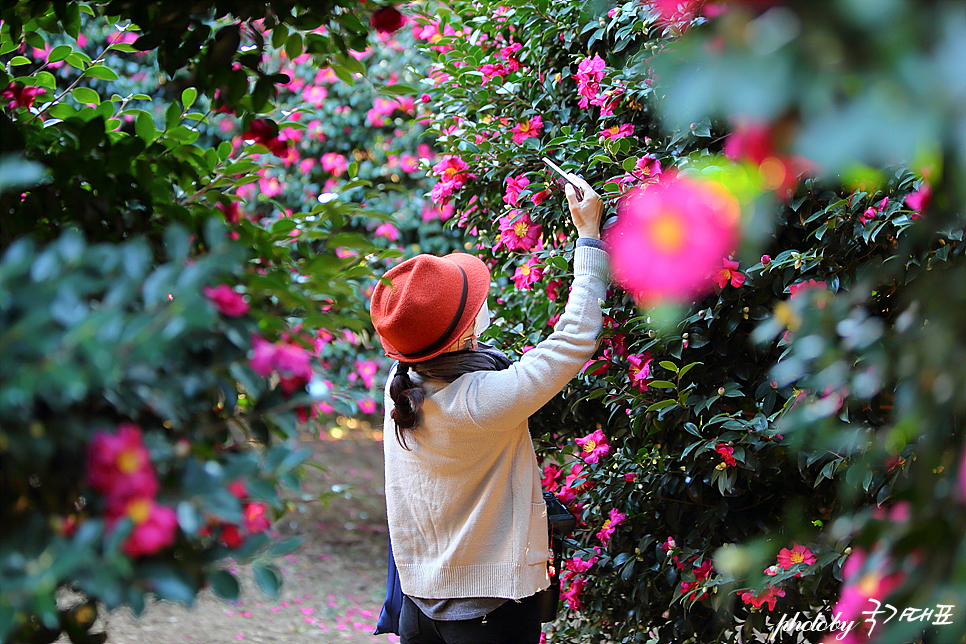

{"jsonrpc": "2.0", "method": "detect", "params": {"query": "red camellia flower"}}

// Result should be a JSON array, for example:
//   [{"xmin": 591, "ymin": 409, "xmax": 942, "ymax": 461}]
[
  {"xmin": 575, "ymin": 428, "xmax": 613, "ymax": 464},
  {"xmin": 2, "ymin": 82, "xmax": 44, "ymax": 110},
  {"xmin": 788, "ymin": 279, "xmax": 827, "ymax": 300},
  {"xmin": 738, "ymin": 584, "xmax": 785, "ymax": 611},
  {"xmin": 203, "ymin": 284, "xmax": 249, "ymax": 317},
  {"xmin": 371, "ymin": 6, "xmax": 406, "ymax": 34},
  {"xmin": 777, "ymin": 542, "xmax": 816, "ymax": 575},
  {"xmin": 604, "ymin": 173, "xmax": 740, "ymax": 305},
  {"xmin": 715, "ymin": 442, "xmax": 737, "ymax": 467},
  {"xmin": 87, "ymin": 423, "xmax": 158, "ymax": 502},
  {"xmin": 713, "ymin": 258, "xmax": 746, "ymax": 289},
  {"xmin": 243, "ymin": 502, "xmax": 271, "ymax": 533}
]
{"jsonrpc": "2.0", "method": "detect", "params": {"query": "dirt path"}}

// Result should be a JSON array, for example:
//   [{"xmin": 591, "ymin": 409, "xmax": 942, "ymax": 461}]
[{"xmin": 65, "ymin": 424, "xmax": 397, "ymax": 644}]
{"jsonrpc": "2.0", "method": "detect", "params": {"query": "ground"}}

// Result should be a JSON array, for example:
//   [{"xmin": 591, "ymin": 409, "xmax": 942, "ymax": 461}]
[{"xmin": 60, "ymin": 420, "xmax": 396, "ymax": 644}]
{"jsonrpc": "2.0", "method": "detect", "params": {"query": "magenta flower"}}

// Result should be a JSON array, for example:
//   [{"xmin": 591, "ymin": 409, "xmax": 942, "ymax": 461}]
[
  {"xmin": 511, "ymin": 115, "xmax": 542, "ymax": 144},
  {"xmin": 243, "ymin": 502, "xmax": 271, "ymax": 533},
  {"xmin": 203, "ymin": 284, "xmax": 249, "ymax": 317},
  {"xmin": 830, "ymin": 548, "xmax": 906, "ymax": 633},
  {"xmin": 504, "ymin": 174, "xmax": 530, "ymax": 206},
  {"xmin": 430, "ymin": 155, "xmax": 473, "ymax": 203},
  {"xmin": 370, "ymin": 6, "xmax": 406, "ymax": 34},
  {"xmin": 598, "ymin": 123, "xmax": 634, "ymax": 140},
  {"xmin": 498, "ymin": 210, "xmax": 542, "ymax": 252},
  {"xmin": 531, "ymin": 189, "xmax": 550, "ymax": 205},
  {"xmin": 359, "ymin": 397, "xmax": 378, "ymax": 414},
  {"xmin": 713, "ymin": 258, "xmax": 745, "ymax": 289},
  {"xmin": 320, "ymin": 152, "xmax": 348, "ymax": 176},
  {"xmin": 715, "ymin": 443, "xmax": 736, "ymax": 467},
  {"xmin": 904, "ymin": 182, "xmax": 931, "ymax": 217},
  {"xmin": 565, "ymin": 554, "xmax": 598, "ymax": 573},
  {"xmin": 633, "ymin": 155, "xmax": 662, "ymax": 182},
  {"xmin": 117, "ymin": 497, "xmax": 177, "ymax": 558},
  {"xmin": 560, "ymin": 574, "xmax": 586, "ymax": 610},
  {"xmin": 777, "ymin": 543, "xmax": 816, "ymax": 574},
  {"xmin": 241, "ymin": 119, "xmax": 287, "ymax": 156},
  {"xmin": 250, "ymin": 336, "xmax": 313, "ymax": 383},
  {"xmin": 575, "ymin": 428, "xmax": 613, "ymax": 464},
  {"xmin": 87, "ymin": 423, "xmax": 159, "ymax": 504},
  {"xmin": 374, "ymin": 222, "xmax": 400, "ymax": 241},
  {"xmin": 627, "ymin": 351, "xmax": 652, "ymax": 392},
  {"xmin": 738, "ymin": 584, "xmax": 785, "ymax": 611},
  {"xmin": 604, "ymin": 174, "xmax": 740, "ymax": 305},
  {"xmin": 596, "ymin": 508, "xmax": 627, "ymax": 544},
  {"xmin": 2, "ymin": 82, "xmax": 44, "ymax": 109},
  {"xmin": 511, "ymin": 257, "xmax": 543, "ymax": 290},
  {"xmin": 541, "ymin": 463, "xmax": 562, "ymax": 492},
  {"xmin": 573, "ymin": 55, "xmax": 606, "ymax": 109}
]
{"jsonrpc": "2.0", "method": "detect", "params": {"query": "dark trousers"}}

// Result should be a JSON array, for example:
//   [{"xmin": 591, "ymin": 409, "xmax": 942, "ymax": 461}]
[{"xmin": 399, "ymin": 594, "xmax": 542, "ymax": 644}]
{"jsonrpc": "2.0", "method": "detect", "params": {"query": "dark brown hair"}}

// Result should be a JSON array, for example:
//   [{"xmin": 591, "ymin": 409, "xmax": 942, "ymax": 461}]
[{"xmin": 388, "ymin": 363, "xmax": 424, "ymax": 450}]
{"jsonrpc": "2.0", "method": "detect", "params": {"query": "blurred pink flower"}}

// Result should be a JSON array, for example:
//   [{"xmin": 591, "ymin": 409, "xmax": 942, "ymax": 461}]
[
  {"xmin": 2, "ymin": 82, "xmax": 44, "ymax": 109},
  {"xmin": 321, "ymin": 152, "xmax": 348, "ymax": 177},
  {"xmin": 203, "ymin": 284, "xmax": 249, "ymax": 317},
  {"xmin": 511, "ymin": 115, "xmax": 542, "ymax": 145},
  {"xmin": 504, "ymin": 174, "xmax": 530, "ymax": 206},
  {"xmin": 738, "ymin": 584, "xmax": 785, "ymax": 611},
  {"xmin": 715, "ymin": 443, "xmax": 736, "ymax": 467},
  {"xmin": 498, "ymin": 211, "xmax": 542, "ymax": 252},
  {"xmin": 788, "ymin": 279, "xmax": 827, "ymax": 299},
  {"xmin": 250, "ymin": 336, "xmax": 313, "ymax": 382},
  {"xmin": 374, "ymin": 222, "xmax": 400, "ymax": 241},
  {"xmin": 627, "ymin": 351, "xmax": 652, "ymax": 392},
  {"xmin": 359, "ymin": 397, "xmax": 378, "ymax": 414},
  {"xmin": 545, "ymin": 279, "xmax": 561, "ymax": 300},
  {"xmin": 604, "ymin": 174, "xmax": 740, "ymax": 305},
  {"xmin": 596, "ymin": 508, "xmax": 627, "ymax": 544},
  {"xmin": 713, "ymin": 258, "xmax": 745, "ymax": 289},
  {"xmin": 830, "ymin": 548, "xmax": 906, "ymax": 637},
  {"xmin": 87, "ymin": 423, "xmax": 158, "ymax": 503},
  {"xmin": 575, "ymin": 428, "xmax": 613, "ymax": 464},
  {"xmin": 904, "ymin": 182, "xmax": 931, "ymax": 217},
  {"xmin": 115, "ymin": 497, "xmax": 178, "ymax": 558},
  {"xmin": 531, "ymin": 189, "xmax": 550, "ymax": 205},
  {"xmin": 511, "ymin": 257, "xmax": 543, "ymax": 290},
  {"xmin": 371, "ymin": 6, "xmax": 406, "ymax": 34}
]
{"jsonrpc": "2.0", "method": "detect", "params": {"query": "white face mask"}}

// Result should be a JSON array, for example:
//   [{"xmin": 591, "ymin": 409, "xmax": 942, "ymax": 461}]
[{"xmin": 473, "ymin": 300, "xmax": 490, "ymax": 338}]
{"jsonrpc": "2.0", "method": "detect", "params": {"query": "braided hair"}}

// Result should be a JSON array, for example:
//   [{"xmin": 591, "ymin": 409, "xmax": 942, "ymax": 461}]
[{"xmin": 388, "ymin": 363, "xmax": 424, "ymax": 450}]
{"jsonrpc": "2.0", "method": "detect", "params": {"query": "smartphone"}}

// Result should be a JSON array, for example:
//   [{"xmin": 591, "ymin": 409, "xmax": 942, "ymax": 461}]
[{"xmin": 542, "ymin": 157, "xmax": 583, "ymax": 200}]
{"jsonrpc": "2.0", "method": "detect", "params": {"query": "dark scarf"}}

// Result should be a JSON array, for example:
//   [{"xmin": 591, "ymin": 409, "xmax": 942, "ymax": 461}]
[{"xmin": 408, "ymin": 342, "xmax": 512, "ymax": 382}]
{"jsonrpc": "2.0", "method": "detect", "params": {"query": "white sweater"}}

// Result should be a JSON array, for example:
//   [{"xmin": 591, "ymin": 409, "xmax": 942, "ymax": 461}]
[{"xmin": 382, "ymin": 244, "xmax": 610, "ymax": 600}]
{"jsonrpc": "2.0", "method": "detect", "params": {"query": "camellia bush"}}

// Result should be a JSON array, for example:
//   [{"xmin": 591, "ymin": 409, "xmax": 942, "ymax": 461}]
[
  {"xmin": 0, "ymin": 1, "xmax": 423, "ymax": 642},
  {"xmin": 405, "ymin": 0, "xmax": 966, "ymax": 643}
]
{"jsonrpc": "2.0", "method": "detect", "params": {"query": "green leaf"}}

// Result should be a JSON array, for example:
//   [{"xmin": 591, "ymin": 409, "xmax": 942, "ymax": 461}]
[
  {"xmin": 135, "ymin": 112, "xmax": 156, "ymax": 143},
  {"xmin": 48, "ymin": 44, "xmax": 72, "ymax": 63},
  {"xmin": 252, "ymin": 563, "xmax": 281, "ymax": 599},
  {"xmin": 285, "ymin": 32, "xmax": 303, "ymax": 60},
  {"xmin": 71, "ymin": 86, "xmax": 100, "ymax": 106},
  {"xmin": 659, "ymin": 360, "xmax": 678, "ymax": 373},
  {"xmin": 208, "ymin": 570, "xmax": 240, "ymax": 601},
  {"xmin": 646, "ymin": 399, "xmax": 677, "ymax": 413},
  {"xmin": 181, "ymin": 87, "xmax": 197, "ymax": 109},
  {"xmin": 647, "ymin": 380, "xmax": 677, "ymax": 389},
  {"xmin": 83, "ymin": 65, "xmax": 119, "ymax": 81},
  {"xmin": 381, "ymin": 83, "xmax": 419, "ymax": 96},
  {"xmin": 678, "ymin": 362, "xmax": 703, "ymax": 379},
  {"xmin": 9, "ymin": 55, "xmax": 32, "ymax": 66}
]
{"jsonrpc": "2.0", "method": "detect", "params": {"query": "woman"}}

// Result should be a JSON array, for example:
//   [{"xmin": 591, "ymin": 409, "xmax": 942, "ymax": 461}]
[{"xmin": 369, "ymin": 174, "xmax": 607, "ymax": 644}]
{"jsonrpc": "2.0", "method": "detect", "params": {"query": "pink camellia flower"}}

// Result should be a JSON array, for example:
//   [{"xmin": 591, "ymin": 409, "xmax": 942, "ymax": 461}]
[
  {"xmin": 243, "ymin": 502, "xmax": 271, "ymax": 533},
  {"xmin": 370, "ymin": 6, "xmax": 406, "ymax": 34},
  {"xmin": 566, "ymin": 554, "xmax": 599, "ymax": 573},
  {"xmin": 250, "ymin": 335, "xmax": 313, "ymax": 383},
  {"xmin": 573, "ymin": 54, "xmax": 606, "ymax": 108},
  {"xmin": 203, "ymin": 284, "xmax": 249, "ymax": 317},
  {"xmin": 87, "ymin": 423, "xmax": 158, "ymax": 500},
  {"xmin": 560, "ymin": 574, "xmax": 586, "ymax": 610},
  {"xmin": 738, "ymin": 584, "xmax": 785, "ymax": 611},
  {"xmin": 829, "ymin": 548, "xmax": 906, "ymax": 637},
  {"xmin": 715, "ymin": 443, "xmax": 736, "ymax": 467},
  {"xmin": 359, "ymin": 397, "xmax": 378, "ymax": 414},
  {"xmin": 541, "ymin": 463, "xmax": 562, "ymax": 492},
  {"xmin": 604, "ymin": 174, "xmax": 740, "ymax": 305},
  {"xmin": 511, "ymin": 257, "xmax": 543, "ymax": 290},
  {"xmin": 531, "ymin": 189, "xmax": 550, "ymax": 205},
  {"xmin": 354, "ymin": 359, "xmax": 380, "ymax": 389},
  {"xmin": 430, "ymin": 155, "xmax": 473, "ymax": 203},
  {"xmin": 498, "ymin": 210, "xmax": 542, "ymax": 251},
  {"xmin": 320, "ymin": 152, "xmax": 348, "ymax": 176},
  {"xmin": 499, "ymin": 42, "xmax": 523, "ymax": 70},
  {"xmin": 511, "ymin": 115, "xmax": 542, "ymax": 145},
  {"xmin": 504, "ymin": 174, "xmax": 530, "ymax": 206},
  {"xmin": 714, "ymin": 258, "xmax": 745, "ymax": 289},
  {"xmin": 904, "ymin": 183, "xmax": 931, "ymax": 217},
  {"xmin": 627, "ymin": 351, "xmax": 652, "ymax": 392},
  {"xmin": 596, "ymin": 507, "xmax": 627, "ymax": 544},
  {"xmin": 633, "ymin": 155, "xmax": 662, "ymax": 182},
  {"xmin": 659, "ymin": 536, "xmax": 676, "ymax": 555},
  {"xmin": 114, "ymin": 496, "xmax": 178, "ymax": 558},
  {"xmin": 859, "ymin": 207, "xmax": 877, "ymax": 225},
  {"xmin": 575, "ymin": 428, "xmax": 613, "ymax": 464},
  {"xmin": 598, "ymin": 123, "xmax": 634, "ymax": 140},
  {"xmin": 788, "ymin": 279, "xmax": 827, "ymax": 300},
  {"xmin": 374, "ymin": 222, "xmax": 400, "ymax": 241},
  {"xmin": 777, "ymin": 543, "xmax": 816, "ymax": 575}
]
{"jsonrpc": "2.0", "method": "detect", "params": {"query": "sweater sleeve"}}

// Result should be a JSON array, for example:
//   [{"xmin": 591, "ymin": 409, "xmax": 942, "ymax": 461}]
[{"xmin": 459, "ymin": 243, "xmax": 609, "ymax": 431}]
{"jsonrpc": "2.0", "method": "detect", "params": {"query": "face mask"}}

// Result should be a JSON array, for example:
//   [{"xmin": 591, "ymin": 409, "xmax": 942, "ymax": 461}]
[{"xmin": 473, "ymin": 300, "xmax": 490, "ymax": 337}]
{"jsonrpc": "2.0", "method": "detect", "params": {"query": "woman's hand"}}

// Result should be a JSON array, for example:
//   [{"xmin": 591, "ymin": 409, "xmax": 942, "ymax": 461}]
[{"xmin": 564, "ymin": 174, "xmax": 603, "ymax": 240}]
